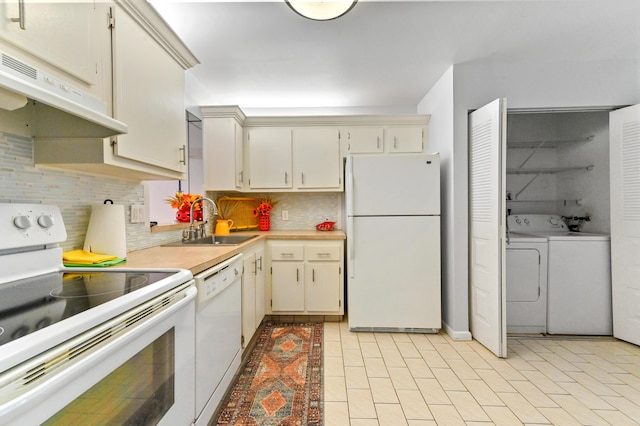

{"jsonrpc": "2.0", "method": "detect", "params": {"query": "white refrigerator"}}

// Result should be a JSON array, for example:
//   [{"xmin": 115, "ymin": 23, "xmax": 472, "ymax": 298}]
[{"xmin": 346, "ymin": 154, "xmax": 441, "ymax": 332}]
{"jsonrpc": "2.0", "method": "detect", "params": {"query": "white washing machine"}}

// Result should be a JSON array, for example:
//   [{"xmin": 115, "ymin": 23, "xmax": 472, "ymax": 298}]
[
  {"xmin": 506, "ymin": 222, "xmax": 548, "ymax": 334},
  {"xmin": 509, "ymin": 214, "xmax": 612, "ymax": 335}
]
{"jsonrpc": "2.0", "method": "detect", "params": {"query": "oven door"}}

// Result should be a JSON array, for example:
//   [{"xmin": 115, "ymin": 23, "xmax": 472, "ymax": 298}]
[{"xmin": 0, "ymin": 281, "xmax": 196, "ymax": 426}]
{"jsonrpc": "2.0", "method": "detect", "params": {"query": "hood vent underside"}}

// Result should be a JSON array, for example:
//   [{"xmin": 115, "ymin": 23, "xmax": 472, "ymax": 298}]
[{"xmin": 0, "ymin": 52, "xmax": 127, "ymax": 138}]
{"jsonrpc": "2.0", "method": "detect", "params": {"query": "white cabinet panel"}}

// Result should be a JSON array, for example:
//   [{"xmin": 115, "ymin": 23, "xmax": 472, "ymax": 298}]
[
  {"xmin": 247, "ymin": 128, "xmax": 292, "ymax": 189},
  {"xmin": 111, "ymin": 7, "xmax": 186, "ymax": 174},
  {"xmin": 0, "ymin": 1, "xmax": 99, "ymax": 86},
  {"xmin": 203, "ymin": 116, "xmax": 244, "ymax": 190},
  {"xmin": 385, "ymin": 127, "xmax": 424, "ymax": 153},
  {"xmin": 268, "ymin": 240, "xmax": 343, "ymax": 315},
  {"xmin": 271, "ymin": 262, "xmax": 305, "ymax": 312},
  {"xmin": 293, "ymin": 127, "xmax": 341, "ymax": 190},
  {"xmin": 342, "ymin": 127, "xmax": 384, "ymax": 154}
]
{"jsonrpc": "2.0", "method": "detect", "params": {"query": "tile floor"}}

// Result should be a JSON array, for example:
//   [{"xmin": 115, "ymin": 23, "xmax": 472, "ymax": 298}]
[{"xmin": 323, "ymin": 320, "xmax": 640, "ymax": 425}]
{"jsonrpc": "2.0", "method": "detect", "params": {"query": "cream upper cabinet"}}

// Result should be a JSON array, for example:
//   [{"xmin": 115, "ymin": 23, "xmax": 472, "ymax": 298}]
[
  {"xmin": 293, "ymin": 127, "xmax": 342, "ymax": 190},
  {"xmin": 247, "ymin": 127, "xmax": 293, "ymax": 189},
  {"xmin": 341, "ymin": 127, "xmax": 384, "ymax": 154},
  {"xmin": 0, "ymin": 1, "xmax": 100, "ymax": 88},
  {"xmin": 110, "ymin": 5, "xmax": 186, "ymax": 175},
  {"xmin": 385, "ymin": 127, "xmax": 425, "ymax": 153},
  {"xmin": 33, "ymin": 1, "xmax": 198, "ymax": 180},
  {"xmin": 202, "ymin": 106, "xmax": 246, "ymax": 191}
]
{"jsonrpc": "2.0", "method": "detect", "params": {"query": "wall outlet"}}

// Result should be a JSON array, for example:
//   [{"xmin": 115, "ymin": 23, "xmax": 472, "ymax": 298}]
[
  {"xmin": 282, "ymin": 210, "xmax": 289, "ymax": 221},
  {"xmin": 131, "ymin": 205, "xmax": 145, "ymax": 223}
]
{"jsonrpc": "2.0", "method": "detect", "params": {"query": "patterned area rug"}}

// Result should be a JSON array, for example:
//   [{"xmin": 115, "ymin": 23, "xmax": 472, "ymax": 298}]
[{"xmin": 214, "ymin": 322, "xmax": 323, "ymax": 425}]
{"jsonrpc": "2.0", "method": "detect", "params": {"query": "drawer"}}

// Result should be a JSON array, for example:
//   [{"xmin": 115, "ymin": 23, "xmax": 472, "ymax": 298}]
[
  {"xmin": 307, "ymin": 245, "xmax": 341, "ymax": 261},
  {"xmin": 270, "ymin": 244, "xmax": 304, "ymax": 261}
]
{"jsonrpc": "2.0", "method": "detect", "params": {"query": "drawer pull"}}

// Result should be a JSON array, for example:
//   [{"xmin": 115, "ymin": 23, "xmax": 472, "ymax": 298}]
[
  {"xmin": 280, "ymin": 252, "xmax": 295, "ymax": 257},
  {"xmin": 316, "ymin": 252, "xmax": 332, "ymax": 256}
]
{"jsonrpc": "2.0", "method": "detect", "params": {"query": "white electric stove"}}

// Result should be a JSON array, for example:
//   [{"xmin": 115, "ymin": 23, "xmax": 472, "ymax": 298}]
[{"xmin": 0, "ymin": 203, "xmax": 196, "ymax": 425}]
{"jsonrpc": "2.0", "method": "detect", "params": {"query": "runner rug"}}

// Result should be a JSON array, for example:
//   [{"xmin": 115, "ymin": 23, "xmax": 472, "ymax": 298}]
[{"xmin": 214, "ymin": 322, "xmax": 323, "ymax": 425}]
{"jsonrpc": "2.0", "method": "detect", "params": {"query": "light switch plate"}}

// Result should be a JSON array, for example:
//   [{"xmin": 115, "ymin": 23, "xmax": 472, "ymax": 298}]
[
  {"xmin": 282, "ymin": 210, "xmax": 289, "ymax": 220},
  {"xmin": 130, "ymin": 205, "xmax": 145, "ymax": 223}
]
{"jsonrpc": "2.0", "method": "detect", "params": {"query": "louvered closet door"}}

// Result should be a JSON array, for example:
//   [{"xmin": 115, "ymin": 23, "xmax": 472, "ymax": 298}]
[
  {"xmin": 468, "ymin": 98, "xmax": 507, "ymax": 358},
  {"xmin": 610, "ymin": 104, "xmax": 640, "ymax": 347}
]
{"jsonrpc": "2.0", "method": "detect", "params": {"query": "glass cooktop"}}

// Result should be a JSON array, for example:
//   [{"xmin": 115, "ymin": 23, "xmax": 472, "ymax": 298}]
[{"xmin": 0, "ymin": 271, "xmax": 173, "ymax": 347}]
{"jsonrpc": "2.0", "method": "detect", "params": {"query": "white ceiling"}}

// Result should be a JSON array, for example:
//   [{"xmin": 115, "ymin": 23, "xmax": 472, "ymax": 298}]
[{"xmin": 151, "ymin": 0, "xmax": 640, "ymax": 113}]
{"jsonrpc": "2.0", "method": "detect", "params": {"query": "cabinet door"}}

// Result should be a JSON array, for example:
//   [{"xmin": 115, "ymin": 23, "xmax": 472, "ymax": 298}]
[
  {"xmin": 234, "ymin": 121, "xmax": 245, "ymax": 188},
  {"xmin": 385, "ymin": 127, "xmax": 424, "ymax": 153},
  {"xmin": 254, "ymin": 246, "xmax": 266, "ymax": 328},
  {"xmin": 271, "ymin": 262, "xmax": 305, "ymax": 312},
  {"xmin": 306, "ymin": 262, "xmax": 341, "ymax": 312},
  {"xmin": 248, "ymin": 128, "xmax": 292, "ymax": 189},
  {"xmin": 203, "ymin": 117, "xmax": 243, "ymax": 190},
  {"xmin": 0, "ymin": 1, "xmax": 99, "ymax": 86},
  {"xmin": 242, "ymin": 253, "xmax": 257, "ymax": 348},
  {"xmin": 111, "ymin": 7, "xmax": 186, "ymax": 174},
  {"xmin": 293, "ymin": 127, "xmax": 341, "ymax": 189},
  {"xmin": 343, "ymin": 127, "xmax": 384, "ymax": 154}
]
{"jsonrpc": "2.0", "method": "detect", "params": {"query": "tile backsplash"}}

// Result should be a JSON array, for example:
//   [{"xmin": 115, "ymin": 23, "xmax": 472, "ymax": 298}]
[
  {"xmin": 0, "ymin": 131, "xmax": 181, "ymax": 252},
  {"xmin": 1, "ymin": 131, "xmax": 343, "ymax": 254}
]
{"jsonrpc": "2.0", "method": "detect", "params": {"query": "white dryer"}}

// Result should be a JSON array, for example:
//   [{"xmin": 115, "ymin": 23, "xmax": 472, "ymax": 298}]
[{"xmin": 506, "ymin": 221, "xmax": 548, "ymax": 334}]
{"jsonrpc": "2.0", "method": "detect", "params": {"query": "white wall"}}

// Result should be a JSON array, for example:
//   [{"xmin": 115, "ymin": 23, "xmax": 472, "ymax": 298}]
[
  {"xmin": 419, "ymin": 58, "xmax": 638, "ymax": 340},
  {"xmin": 417, "ymin": 67, "xmax": 472, "ymax": 339}
]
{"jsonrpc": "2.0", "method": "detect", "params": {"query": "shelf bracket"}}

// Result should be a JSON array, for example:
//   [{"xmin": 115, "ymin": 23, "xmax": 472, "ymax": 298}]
[
  {"xmin": 514, "ymin": 172, "xmax": 541, "ymax": 200},
  {"xmin": 518, "ymin": 140, "xmax": 547, "ymax": 169}
]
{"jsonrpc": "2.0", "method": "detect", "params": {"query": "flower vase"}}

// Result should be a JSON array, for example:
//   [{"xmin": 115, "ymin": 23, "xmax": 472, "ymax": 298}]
[
  {"xmin": 259, "ymin": 213, "xmax": 270, "ymax": 231},
  {"xmin": 176, "ymin": 209, "xmax": 191, "ymax": 223}
]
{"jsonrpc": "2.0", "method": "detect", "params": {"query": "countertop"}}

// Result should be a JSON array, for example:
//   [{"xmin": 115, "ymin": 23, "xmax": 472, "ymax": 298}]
[{"xmin": 114, "ymin": 230, "xmax": 345, "ymax": 275}]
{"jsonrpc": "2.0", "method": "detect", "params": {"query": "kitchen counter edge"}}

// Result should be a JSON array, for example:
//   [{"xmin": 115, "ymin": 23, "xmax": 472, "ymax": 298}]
[{"xmin": 113, "ymin": 230, "xmax": 345, "ymax": 275}]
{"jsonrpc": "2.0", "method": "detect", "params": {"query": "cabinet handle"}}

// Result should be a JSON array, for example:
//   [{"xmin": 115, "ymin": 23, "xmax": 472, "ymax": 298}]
[
  {"xmin": 296, "ymin": 268, "xmax": 299, "ymax": 282},
  {"xmin": 280, "ymin": 253, "xmax": 294, "ymax": 258},
  {"xmin": 257, "ymin": 256, "xmax": 263, "ymax": 271},
  {"xmin": 317, "ymin": 252, "xmax": 331, "ymax": 256},
  {"xmin": 252, "ymin": 260, "xmax": 257, "ymax": 275},
  {"xmin": 394, "ymin": 136, "xmax": 398, "ymax": 149},
  {"xmin": 285, "ymin": 172, "xmax": 288, "ymax": 184},
  {"xmin": 239, "ymin": 170, "xmax": 244, "ymax": 183},
  {"xmin": 11, "ymin": 0, "xmax": 25, "ymax": 30},
  {"xmin": 179, "ymin": 144, "xmax": 186, "ymax": 165},
  {"xmin": 301, "ymin": 172, "xmax": 305, "ymax": 185},
  {"xmin": 377, "ymin": 136, "xmax": 380, "ymax": 149},
  {"xmin": 312, "ymin": 269, "xmax": 315, "ymax": 282}
]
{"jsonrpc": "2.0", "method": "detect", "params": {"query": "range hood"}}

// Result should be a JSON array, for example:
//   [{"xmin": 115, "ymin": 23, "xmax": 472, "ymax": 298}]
[{"xmin": 0, "ymin": 51, "xmax": 127, "ymax": 138}]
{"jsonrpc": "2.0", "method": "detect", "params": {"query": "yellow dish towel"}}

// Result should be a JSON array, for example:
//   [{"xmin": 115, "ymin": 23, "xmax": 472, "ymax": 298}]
[{"xmin": 63, "ymin": 249, "xmax": 118, "ymax": 265}]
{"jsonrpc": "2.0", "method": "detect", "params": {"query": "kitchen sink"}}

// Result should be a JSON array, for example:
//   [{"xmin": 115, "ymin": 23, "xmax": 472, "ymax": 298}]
[{"xmin": 164, "ymin": 234, "xmax": 259, "ymax": 246}]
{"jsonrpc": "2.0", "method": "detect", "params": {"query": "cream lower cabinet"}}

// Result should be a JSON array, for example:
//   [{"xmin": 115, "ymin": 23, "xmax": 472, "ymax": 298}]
[
  {"xmin": 268, "ymin": 240, "xmax": 344, "ymax": 315},
  {"xmin": 241, "ymin": 242, "xmax": 265, "ymax": 348}
]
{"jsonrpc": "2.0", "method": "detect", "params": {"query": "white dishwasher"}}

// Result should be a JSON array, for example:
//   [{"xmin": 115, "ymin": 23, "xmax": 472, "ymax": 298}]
[{"xmin": 194, "ymin": 254, "xmax": 243, "ymax": 426}]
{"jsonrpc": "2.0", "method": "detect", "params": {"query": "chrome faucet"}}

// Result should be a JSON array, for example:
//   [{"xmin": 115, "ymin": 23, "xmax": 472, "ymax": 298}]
[{"xmin": 183, "ymin": 197, "xmax": 218, "ymax": 241}]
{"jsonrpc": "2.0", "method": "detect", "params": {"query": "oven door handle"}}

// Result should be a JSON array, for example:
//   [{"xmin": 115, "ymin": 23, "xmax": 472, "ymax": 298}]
[{"xmin": 0, "ymin": 284, "xmax": 197, "ymax": 424}]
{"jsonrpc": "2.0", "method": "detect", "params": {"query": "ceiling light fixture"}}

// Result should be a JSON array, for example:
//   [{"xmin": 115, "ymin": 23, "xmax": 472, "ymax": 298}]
[{"xmin": 286, "ymin": 1, "xmax": 357, "ymax": 21}]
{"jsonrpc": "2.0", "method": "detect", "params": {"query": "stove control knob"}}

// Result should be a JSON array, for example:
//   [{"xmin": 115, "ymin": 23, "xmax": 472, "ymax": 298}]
[
  {"xmin": 37, "ymin": 214, "xmax": 55, "ymax": 229},
  {"xmin": 13, "ymin": 215, "xmax": 32, "ymax": 230}
]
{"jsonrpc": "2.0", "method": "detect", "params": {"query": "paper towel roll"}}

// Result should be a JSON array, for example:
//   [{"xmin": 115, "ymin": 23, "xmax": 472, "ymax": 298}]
[{"xmin": 83, "ymin": 200, "xmax": 127, "ymax": 258}]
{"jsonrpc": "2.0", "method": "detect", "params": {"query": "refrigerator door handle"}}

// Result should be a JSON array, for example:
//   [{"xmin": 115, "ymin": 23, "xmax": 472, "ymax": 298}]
[
  {"xmin": 346, "ymin": 156, "xmax": 354, "ymax": 216},
  {"xmin": 346, "ymin": 155, "xmax": 355, "ymax": 278},
  {"xmin": 347, "ymin": 215, "xmax": 355, "ymax": 278}
]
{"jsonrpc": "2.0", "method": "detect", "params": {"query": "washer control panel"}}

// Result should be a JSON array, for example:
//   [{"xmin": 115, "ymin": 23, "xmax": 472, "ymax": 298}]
[
  {"xmin": 0, "ymin": 204, "xmax": 67, "ymax": 250},
  {"xmin": 508, "ymin": 214, "xmax": 569, "ymax": 233}
]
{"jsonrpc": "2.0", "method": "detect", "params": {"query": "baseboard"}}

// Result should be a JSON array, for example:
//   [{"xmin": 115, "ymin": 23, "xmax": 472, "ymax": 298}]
[{"xmin": 443, "ymin": 321, "xmax": 472, "ymax": 341}]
